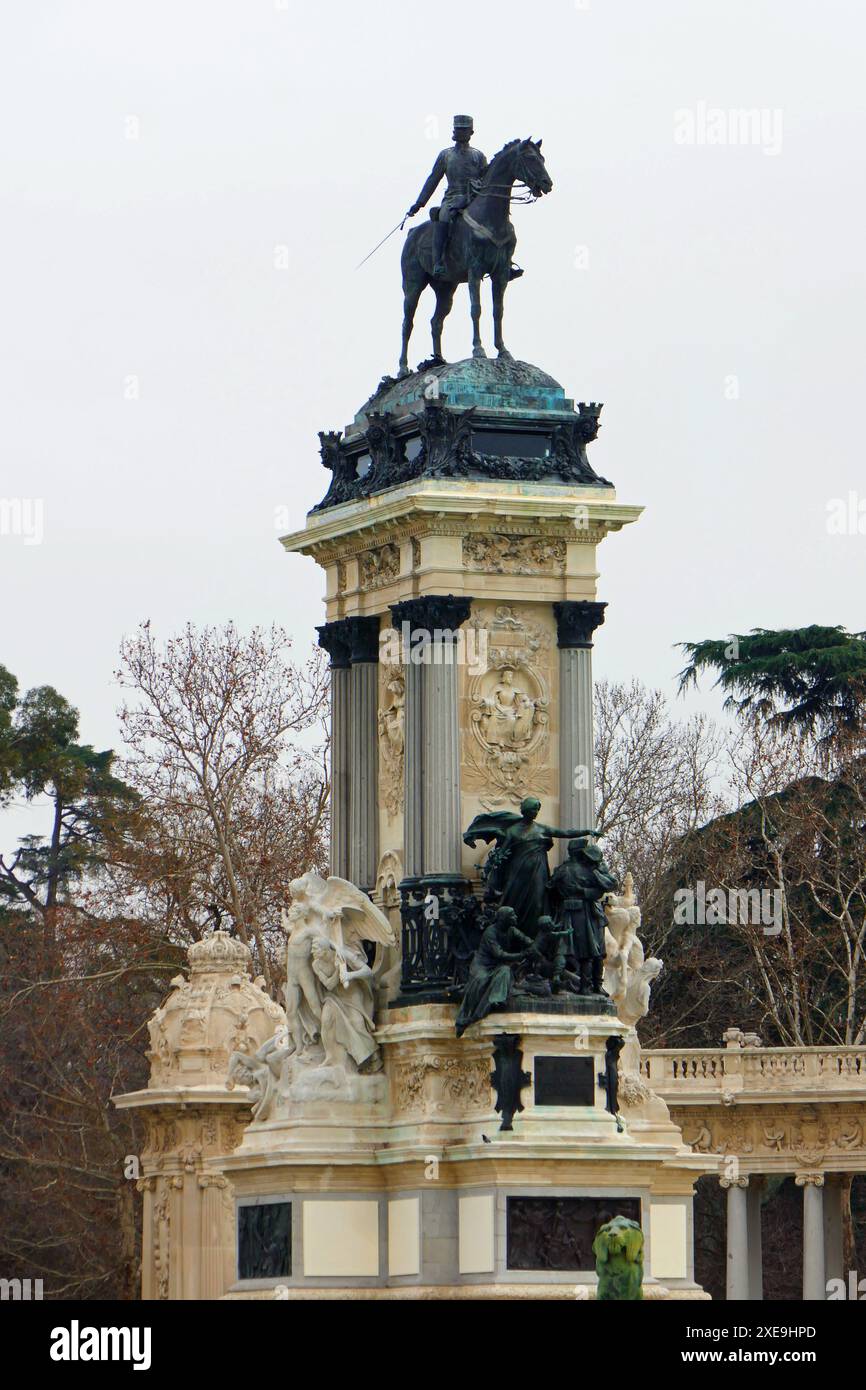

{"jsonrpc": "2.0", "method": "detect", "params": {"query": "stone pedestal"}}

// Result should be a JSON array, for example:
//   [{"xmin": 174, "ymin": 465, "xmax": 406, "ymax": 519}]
[{"xmin": 221, "ymin": 1006, "xmax": 708, "ymax": 1299}]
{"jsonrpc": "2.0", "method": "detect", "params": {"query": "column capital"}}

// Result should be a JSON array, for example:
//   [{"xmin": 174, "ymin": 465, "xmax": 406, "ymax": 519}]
[
  {"xmin": 391, "ymin": 594, "xmax": 472, "ymax": 640},
  {"xmin": 553, "ymin": 600, "xmax": 607, "ymax": 649},
  {"xmin": 343, "ymin": 614, "xmax": 381, "ymax": 664},
  {"xmin": 720, "ymin": 1175, "xmax": 749, "ymax": 1189},
  {"xmin": 197, "ymin": 1174, "xmax": 228, "ymax": 1191},
  {"xmin": 316, "ymin": 619, "xmax": 352, "ymax": 669},
  {"xmin": 795, "ymin": 1172, "xmax": 825, "ymax": 1188}
]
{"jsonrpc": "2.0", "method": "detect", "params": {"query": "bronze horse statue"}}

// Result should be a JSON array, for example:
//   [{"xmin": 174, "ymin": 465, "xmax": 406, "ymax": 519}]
[{"xmin": 398, "ymin": 138, "xmax": 553, "ymax": 376}]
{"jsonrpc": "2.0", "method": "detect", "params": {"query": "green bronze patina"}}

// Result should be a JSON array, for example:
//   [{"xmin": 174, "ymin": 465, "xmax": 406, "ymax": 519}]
[
  {"xmin": 355, "ymin": 357, "xmax": 574, "ymax": 426},
  {"xmin": 593, "ymin": 1216, "xmax": 644, "ymax": 1301}
]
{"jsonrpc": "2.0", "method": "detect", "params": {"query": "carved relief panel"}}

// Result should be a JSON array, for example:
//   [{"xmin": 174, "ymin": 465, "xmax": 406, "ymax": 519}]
[
  {"xmin": 463, "ymin": 532, "xmax": 566, "ymax": 576},
  {"xmin": 359, "ymin": 542, "xmax": 400, "ymax": 591},
  {"xmin": 462, "ymin": 603, "xmax": 555, "ymax": 809},
  {"xmin": 378, "ymin": 664, "xmax": 405, "ymax": 820}
]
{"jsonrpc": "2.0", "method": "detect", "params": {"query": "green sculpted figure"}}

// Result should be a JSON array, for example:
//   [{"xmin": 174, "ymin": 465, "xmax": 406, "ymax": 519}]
[
  {"xmin": 593, "ymin": 1216, "xmax": 644, "ymax": 1300},
  {"xmin": 407, "ymin": 115, "xmax": 488, "ymax": 278},
  {"xmin": 463, "ymin": 797, "xmax": 596, "ymax": 940}
]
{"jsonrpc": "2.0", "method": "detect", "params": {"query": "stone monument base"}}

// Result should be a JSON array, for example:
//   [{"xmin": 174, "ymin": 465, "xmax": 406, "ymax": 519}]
[{"xmin": 221, "ymin": 1005, "xmax": 710, "ymax": 1299}]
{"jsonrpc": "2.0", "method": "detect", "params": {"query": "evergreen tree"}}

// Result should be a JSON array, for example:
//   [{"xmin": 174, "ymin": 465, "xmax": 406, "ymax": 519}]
[{"xmin": 678, "ymin": 625, "xmax": 866, "ymax": 751}]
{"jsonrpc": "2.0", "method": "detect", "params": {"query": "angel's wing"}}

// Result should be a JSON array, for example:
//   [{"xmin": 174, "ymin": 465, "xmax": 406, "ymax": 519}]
[{"xmin": 316, "ymin": 874, "xmax": 396, "ymax": 953}]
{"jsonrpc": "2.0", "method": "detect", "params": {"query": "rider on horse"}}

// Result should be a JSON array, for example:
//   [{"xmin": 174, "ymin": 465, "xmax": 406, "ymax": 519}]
[{"xmin": 406, "ymin": 115, "xmax": 488, "ymax": 278}]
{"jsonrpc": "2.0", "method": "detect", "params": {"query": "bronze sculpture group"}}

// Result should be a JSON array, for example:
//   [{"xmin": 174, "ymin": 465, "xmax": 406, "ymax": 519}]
[{"xmin": 455, "ymin": 796, "xmax": 618, "ymax": 1035}]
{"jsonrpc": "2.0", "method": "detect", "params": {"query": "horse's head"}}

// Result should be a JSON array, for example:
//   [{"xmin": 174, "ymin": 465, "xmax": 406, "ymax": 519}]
[{"xmin": 516, "ymin": 137, "xmax": 553, "ymax": 198}]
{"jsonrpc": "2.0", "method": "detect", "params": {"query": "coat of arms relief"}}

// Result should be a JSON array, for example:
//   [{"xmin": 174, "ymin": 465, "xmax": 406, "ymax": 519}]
[{"xmin": 463, "ymin": 604, "xmax": 553, "ymax": 809}]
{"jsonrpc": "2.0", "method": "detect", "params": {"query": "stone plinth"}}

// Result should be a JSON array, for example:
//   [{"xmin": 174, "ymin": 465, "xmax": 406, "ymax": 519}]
[{"xmin": 220, "ymin": 1005, "xmax": 709, "ymax": 1299}]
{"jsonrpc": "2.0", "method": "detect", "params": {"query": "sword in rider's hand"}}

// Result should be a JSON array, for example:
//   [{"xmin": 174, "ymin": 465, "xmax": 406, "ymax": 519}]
[{"xmin": 355, "ymin": 210, "xmax": 414, "ymax": 270}]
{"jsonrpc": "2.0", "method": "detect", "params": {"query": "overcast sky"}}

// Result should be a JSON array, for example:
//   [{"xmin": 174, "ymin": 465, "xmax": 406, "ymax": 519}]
[{"xmin": 1, "ymin": 1, "xmax": 864, "ymax": 846}]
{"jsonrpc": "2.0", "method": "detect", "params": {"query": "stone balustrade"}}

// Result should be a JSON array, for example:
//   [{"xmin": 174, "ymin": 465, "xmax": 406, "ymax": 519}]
[
  {"xmin": 641, "ymin": 1037, "xmax": 866, "ymax": 1301},
  {"xmin": 642, "ymin": 1045, "xmax": 866, "ymax": 1101}
]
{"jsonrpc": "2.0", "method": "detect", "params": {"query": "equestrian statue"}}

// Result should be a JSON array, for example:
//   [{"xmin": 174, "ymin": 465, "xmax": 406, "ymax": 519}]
[{"xmin": 398, "ymin": 115, "xmax": 553, "ymax": 375}]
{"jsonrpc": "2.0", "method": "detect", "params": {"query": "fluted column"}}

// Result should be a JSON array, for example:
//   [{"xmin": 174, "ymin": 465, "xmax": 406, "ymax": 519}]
[
  {"xmin": 182, "ymin": 1166, "xmax": 202, "ymax": 1300},
  {"xmin": 553, "ymin": 601, "xmax": 606, "ymax": 834},
  {"xmin": 316, "ymin": 621, "xmax": 352, "ymax": 879},
  {"xmin": 344, "ymin": 616, "xmax": 380, "ymax": 893},
  {"xmin": 402, "ymin": 654, "xmax": 424, "ymax": 880},
  {"xmin": 199, "ymin": 1175, "xmax": 230, "ymax": 1300},
  {"xmin": 392, "ymin": 596, "xmax": 472, "ymax": 882},
  {"xmin": 721, "ymin": 1176, "xmax": 750, "ymax": 1300},
  {"xmin": 797, "ymin": 1173, "xmax": 826, "ymax": 1301}
]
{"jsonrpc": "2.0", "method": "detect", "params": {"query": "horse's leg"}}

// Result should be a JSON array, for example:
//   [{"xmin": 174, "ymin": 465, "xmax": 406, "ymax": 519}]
[
  {"xmin": 492, "ymin": 271, "xmax": 512, "ymax": 360},
  {"xmin": 399, "ymin": 276, "xmax": 425, "ymax": 377},
  {"xmin": 431, "ymin": 281, "xmax": 456, "ymax": 363},
  {"xmin": 468, "ymin": 266, "xmax": 486, "ymax": 359}
]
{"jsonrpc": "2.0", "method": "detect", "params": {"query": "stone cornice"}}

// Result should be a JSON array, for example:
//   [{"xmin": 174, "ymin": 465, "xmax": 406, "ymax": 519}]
[
  {"xmin": 309, "ymin": 516, "xmax": 611, "ymax": 569},
  {"xmin": 280, "ymin": 479, "xmax": 643, "ymax": 563},
  {"xmin": 113, "ymin": 1088, "xmax": 253, "ymax": 1110}
]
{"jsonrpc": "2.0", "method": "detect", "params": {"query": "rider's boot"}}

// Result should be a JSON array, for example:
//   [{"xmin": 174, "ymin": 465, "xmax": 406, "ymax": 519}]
[{"xmin": 432, "ymin": 219, "xmax": 449, "ymax": 278}]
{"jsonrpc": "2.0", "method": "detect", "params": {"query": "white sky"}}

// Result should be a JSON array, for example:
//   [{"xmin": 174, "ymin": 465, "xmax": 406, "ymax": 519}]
[{"xmin": 1, "ymin": 0, "xmax": 864, "ymax": 849}]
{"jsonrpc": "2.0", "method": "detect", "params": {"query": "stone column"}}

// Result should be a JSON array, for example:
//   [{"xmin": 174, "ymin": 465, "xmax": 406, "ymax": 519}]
[
  {"xmin": 553, "ymin": 601, "xmax": 607, "ymax": 833},
  {"xmin": 392, "ymin": 596, "xmax": 472, "ymax": 881},
  {"xmin": 182, "ymin": 1164, "xmax": 202, "ymax": 1300},
  {"xmin": 199, "ymin": 1175, "xmax": 230, "ymax": 1300},
  {"xmin": 391, "ymin": 596, "xmax": 472, "ymax": 995},
  {"xmin": 721, "ymin": 1176, "xmax": 750, "ymax": 1301},
  {"xmin": 344, "ymin": 616, "xmax": 381, "ymax": 893},
  {"xmin": 316, "ymin": 621, "xmax": 353, "ymax": 880},
  {"xmin": 390, "ymin": 605, "xmax": 424, "ymax": 882},
  {"xmin": 797, "ymin": 1173, "xmax": 826, "ymax": 1301},
  {"xmin": 747, "ymin": 1176, "xmax": 764, "ymax": 1301}
]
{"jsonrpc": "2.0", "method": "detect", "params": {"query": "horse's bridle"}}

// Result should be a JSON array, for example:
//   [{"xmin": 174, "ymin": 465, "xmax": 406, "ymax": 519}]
[
  {"xmin": 481, "ymin": 149, "xmax": 547, "ymax": 203},
  {"xmin": 480, "ymin": 182, "xmax": 539, "ymax": 205}
]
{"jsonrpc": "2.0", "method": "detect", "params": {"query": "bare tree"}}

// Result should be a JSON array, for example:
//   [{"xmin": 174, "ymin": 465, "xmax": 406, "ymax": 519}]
[
  {"xmin": 595, "ymin": 678, "xmax": 727, "ymax": 928},
  {"xmin": 690, "ymin": 721, "xmax": 866, "ymax": 1046},
  {"xmin": 114, "ymin": 622, "xmax": 329, "ymax": 987},
  {"xmin": 0, "ymin": 909, "xmax": 169, "ymax": 1299}
]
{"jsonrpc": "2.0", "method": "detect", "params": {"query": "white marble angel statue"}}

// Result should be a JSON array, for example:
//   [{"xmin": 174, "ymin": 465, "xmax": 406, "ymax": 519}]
[
  {"xmin": 602, "ymin": 871, "xmax": 663, "ymax": 1027},
  {"xmin": 281, "ymin": 871, "xmax": 396, "ymax": 1074}
]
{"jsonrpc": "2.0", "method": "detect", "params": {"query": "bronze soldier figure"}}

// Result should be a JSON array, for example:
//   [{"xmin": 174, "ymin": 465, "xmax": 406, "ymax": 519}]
[
  {"xmin": 406, "ymin": 115, "xmax": 488, "ymax": 278},
  {"xmin": 549, "ymin": 838, "xmax": 618, "ymax": 995}
]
